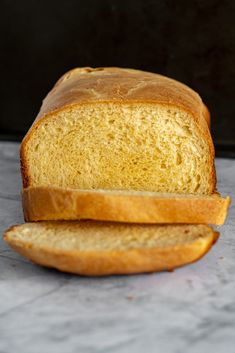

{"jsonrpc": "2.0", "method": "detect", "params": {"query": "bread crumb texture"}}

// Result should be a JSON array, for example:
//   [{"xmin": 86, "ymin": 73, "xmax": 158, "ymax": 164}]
[
  {"xmin": 6, "ymin": 222, "xmax": 214, "ymax": 251},
  {"xmin": 24, "ymin": 103, "xmax": 212, "ymax": 194}
]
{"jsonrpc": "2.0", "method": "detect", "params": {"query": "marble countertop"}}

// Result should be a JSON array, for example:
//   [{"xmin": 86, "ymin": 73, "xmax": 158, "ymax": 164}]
[{"xmin": 0, "ymin": 141, "xmax": 234, "ymax": 353}]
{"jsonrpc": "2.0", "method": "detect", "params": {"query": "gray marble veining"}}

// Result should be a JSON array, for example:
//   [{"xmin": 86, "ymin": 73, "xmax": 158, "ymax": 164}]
[{"xmin": 0, "ymin": 141, "xmax": 234, "ymax": 353}]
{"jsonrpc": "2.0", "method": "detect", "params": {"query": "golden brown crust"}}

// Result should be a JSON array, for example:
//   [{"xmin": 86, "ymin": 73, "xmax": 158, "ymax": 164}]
[
  {"xmin": 22, "ymin": 186, "xmax": 230, "ymax": 225},
  {"xmin": 3, "ymin": 224, "xmax": 219, "ymax": 276},
  {"xmin": 20, "ymin": 67, "xmax": 216, "ymax": 191},
  {"xmin": 202, "ymin": 103, "xmax": 211, "ymax": 128}
]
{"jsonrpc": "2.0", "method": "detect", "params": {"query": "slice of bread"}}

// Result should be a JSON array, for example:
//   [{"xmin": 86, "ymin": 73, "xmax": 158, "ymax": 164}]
[
  {"xmin": 4, "ymin": 222, "xmax": 218, "ymax": 276},
  {"xmin": 22, "ymin": 186, "xmax": 230, "ymax": 225},
  {"xmin": 20, "ymin": 67, "xmax": 215, "ymax": 195}
]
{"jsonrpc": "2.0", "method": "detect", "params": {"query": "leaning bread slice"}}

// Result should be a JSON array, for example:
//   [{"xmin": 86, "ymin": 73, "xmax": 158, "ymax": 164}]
[
  {"xmin": 4, "ymin": 222, "xmax": 218, "ymax": 276},
  {"xmin": 22, "ymin": 187, "xmax": 230, "ymax": 225}
]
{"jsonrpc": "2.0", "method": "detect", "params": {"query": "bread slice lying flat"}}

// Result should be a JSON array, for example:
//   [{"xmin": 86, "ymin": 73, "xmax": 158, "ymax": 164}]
[
  {"xmin": 4, "ymin": 222, "xmax": 218, "ymax": 276},
  {"xmin": 22, "ymin": 187, "xmax": 230, "ymax": 225},
  {"xmin": 21, "ymin": 67, "xmax": 215, "ymax": 195}
]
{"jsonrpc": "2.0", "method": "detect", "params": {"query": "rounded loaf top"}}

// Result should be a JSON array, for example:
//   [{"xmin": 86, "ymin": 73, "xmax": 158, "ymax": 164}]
[{"xmin": 36, "ymin": 67, "xmax": 209, "ymax": 127}]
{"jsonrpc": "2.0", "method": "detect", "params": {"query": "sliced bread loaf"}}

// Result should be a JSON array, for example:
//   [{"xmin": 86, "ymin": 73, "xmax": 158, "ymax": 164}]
[
  {"xmin": 22, "ymin": 186, "xmax": 230, "ymax": 225},
  {"xmin": 21, "ymin": 67, "xmax": 215, "ymax": 194},
  {"xmin": 4, "ymin": 222, "xmax": 218, "ymax": 276}
]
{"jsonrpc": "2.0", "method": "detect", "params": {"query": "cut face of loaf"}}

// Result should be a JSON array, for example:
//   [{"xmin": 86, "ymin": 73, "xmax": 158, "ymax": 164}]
[
  {"xmin": 21, "ymin": 67, "xmax": 215, "ymax": 194},
  {"xmin": 4, "ymin": 222, "xmax": 218, "ymax": 276}
]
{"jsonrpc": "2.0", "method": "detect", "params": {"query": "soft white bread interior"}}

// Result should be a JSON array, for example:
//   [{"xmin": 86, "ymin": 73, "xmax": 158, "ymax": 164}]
[
  {"xmin": 21, "ymin": 67, "xmax": 215, "ymax": 194},
  {"xmin": 4, "ymin": 222, "xmax": 218, "ymax": 276},
  {"xmin": 22, "ymin": 186, "xmax": 230, "ymax": 225}
]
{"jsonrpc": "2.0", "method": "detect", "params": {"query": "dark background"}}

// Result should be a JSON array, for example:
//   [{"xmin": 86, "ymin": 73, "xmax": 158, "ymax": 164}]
[{"xmin": 1, "ymin": 0, "xmax": 235, "ymax": 156}]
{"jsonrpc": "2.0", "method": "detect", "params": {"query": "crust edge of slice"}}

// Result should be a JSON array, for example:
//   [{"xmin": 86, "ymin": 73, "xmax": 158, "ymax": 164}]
[{"xmin": 22, "ymin": 186, "xmax": 230, "ymax": 225}]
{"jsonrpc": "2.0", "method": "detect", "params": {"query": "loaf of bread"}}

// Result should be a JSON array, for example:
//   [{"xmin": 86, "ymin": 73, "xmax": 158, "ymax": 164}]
[
  {"xmin": 3, "ymin": 67, "xmax": 228, "ymax": 277},
  {"xmin": 22, "ymin": 186, "xmax": 230, "ymax": 225},
  {"xmin": 4, "ymin": 222, "xmax": 218, "ymax": 276},
  {"xmin": 21, "ymin": 67, "xmax": 215, "ymax": 195}
]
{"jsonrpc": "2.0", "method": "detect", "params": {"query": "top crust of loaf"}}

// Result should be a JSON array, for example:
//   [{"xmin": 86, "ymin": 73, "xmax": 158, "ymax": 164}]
[
  {"xmin": 20, "ymin": 67, "xmax": 215, "ymax": 191},
  {"xmin": 30, "ymin": 67, "xmax": 211, "ymax": 129}
]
